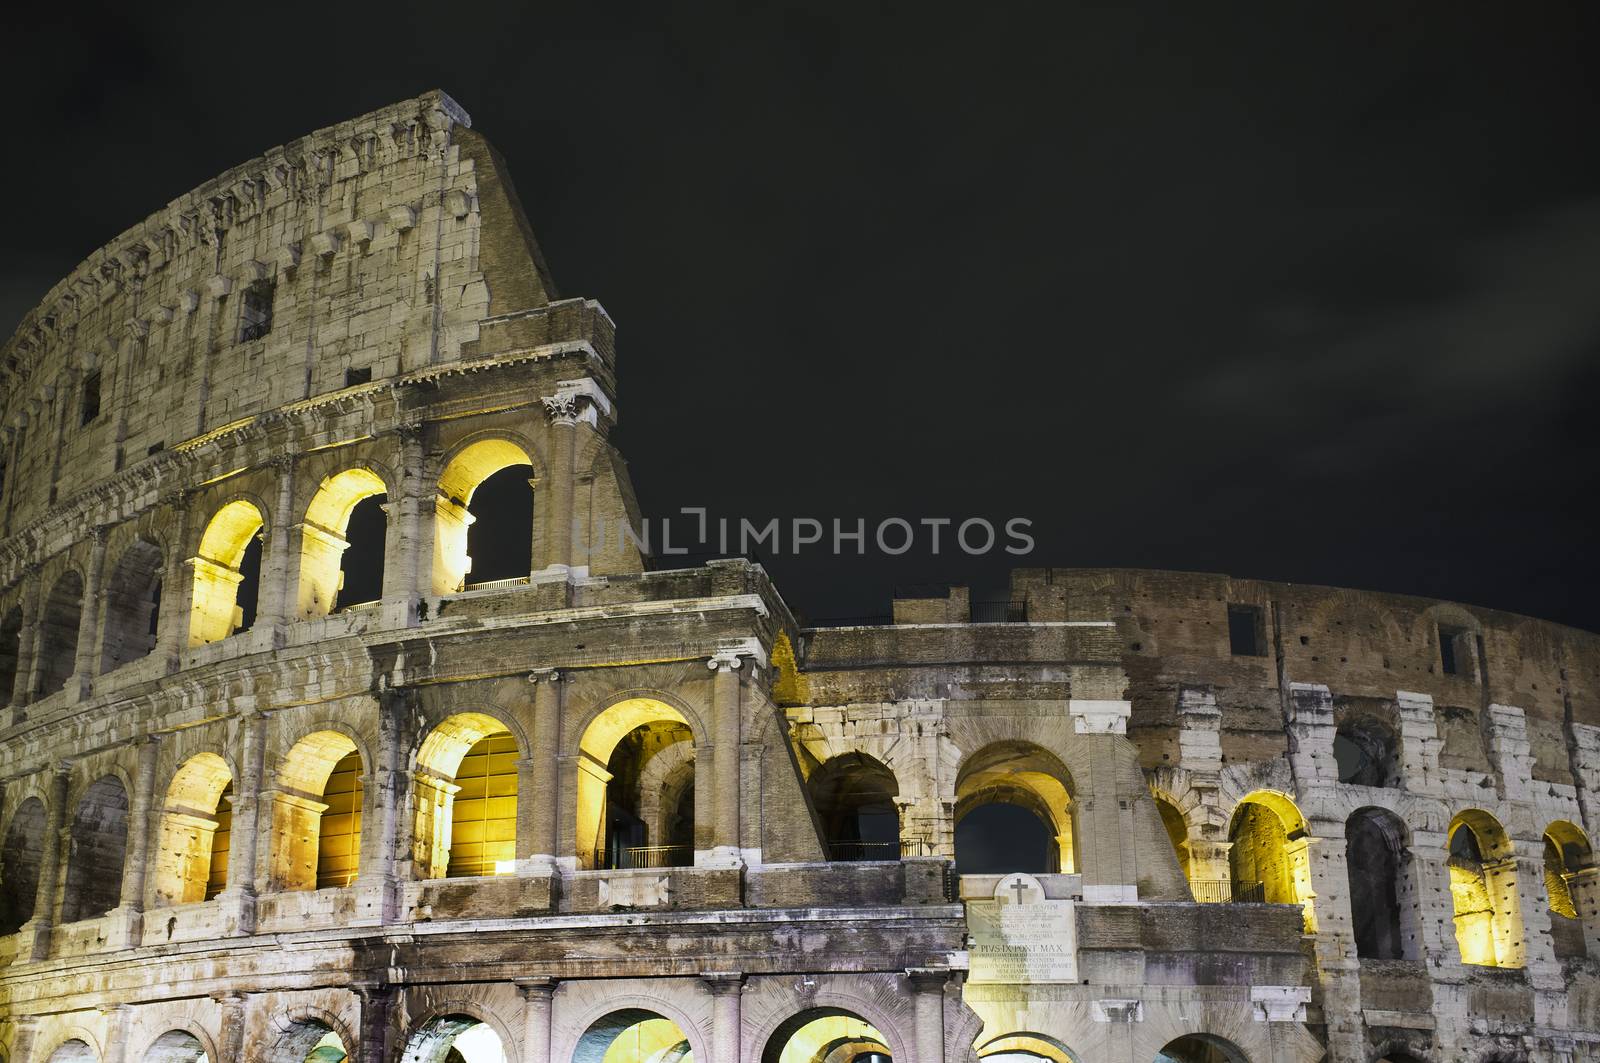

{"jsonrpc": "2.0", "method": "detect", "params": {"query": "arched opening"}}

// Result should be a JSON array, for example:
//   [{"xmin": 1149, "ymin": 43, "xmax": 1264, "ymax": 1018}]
[
  {"xmin": 266, "ymin": 1020, "xmax": 348, "ymax": 1062},
  {"xmin": 1228, "ymin": 791, "xmax": 1315, "ymax": 927},
  {"xmin": 575, "ymin": 1009, "xmax": 693, "ymax": 1063},
  {"xmin": 61, "ymin": 776, "xmax": 130, "ymax": 923},
  {"xmin": 807, "ymin": 753, "xmax": 901, "ymax": 862},
  {"xmin": 1334, "ymin": 718, "xmax": 1400, "ymax": 787},
  {"xmin": 100, "ymin": 540, "xmax": 164, "ymax": 673},
  {"xmin": 399, "ymin": 1016, "xmax": 507, "ymax": 1063},
  {"xmin": 1155, "ymin": 793, "xmax": 1191, "ymax": 882},
  {"xmin": 36, "ymin": 570, "xmax": 83, "ymax": 697},
  {"xmin": 977, "ymin": 1032, "xmax": 1078, "ymax": 1063},
  {"xmin": 143, "ymin": 1030, "xmax": 209, "ymax": 1062},
  {"xmin": 1448, "ymin": 809, "xmax": 1524, "ymax": 968},
  {"xmin": 1542, "ymin": 820, "xmax": 1594, "ymax": 959},
  {"xmin": 434, "ymin": 439, "xmax": 536, "ymax": 594},
  {"xmin": 298, "ymin": 468, "xmax": 388, "ymax": 618},
  {"xmin": 153, "ymin": 753, "xmax": 233, "ymax": 905},
  {"xmin": 579, "ymin": 698, "xmax": 697, "ymax": 870},
  {"xmin": 269, "ymin": 732, "xmax": 364, "ymax": 891},
  {"xmin": 189, "ymin": 500, "xmax": 265, "ymax": 645},
  {"xmin": 0, "ymin": 605, "xmax": 23, "ymax": 701},
  {"xmin": 0, "ymin": 796, "xmax": 46, "ymax": 933},
  {"xmin": 761, "ymin": 1007, "xmax": 892, "ymax": 1063},
  {"xmin": 414, "ymin": 713, "xmax": 519, "ymax": 879},
  {"xmin": 954, "ymin": 742, "xmax": 1074, "ymax": 876},
  {"xmin": 1345, "ymin": 806, "xmax": 1411, "ymax": 959},
  {"xmin": 44, "ymin": 1041, "xmax": 96, "ymax": 1063},
  {"xmin": 1155, "ymin": 1035, "xmax": 1248, "ymax": 1063}
]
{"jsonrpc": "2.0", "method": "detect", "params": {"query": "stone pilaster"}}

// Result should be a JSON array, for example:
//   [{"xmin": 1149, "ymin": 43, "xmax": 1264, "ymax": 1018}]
[
  {"xmin": 1396, "ymin": 691, "xmax": 1444, "ymax": 795},
  {"xmin": 527, "ymin": 669, "xmax": 564, "ymax": 871},
  {"xmin": 1286, "ymin": 683, "xmax": 1337, "ymax": 785},
  {"xmin": 704, "ymin": 648, "xmax": 747, "ymax": 868},
  {"xmin": 355, "ymin": 690, "xmax": 409, "ymax": 922},
  {"xmin": 704, "ymin": 971, "xmax": 745, "ymax": 1063},
  {"xmin": 110, "ymin": 735, "xmax": 160, "ymax": 947},
  {"xmin": 354, "ymin": 982, "xmax": 392, "ymax": 1063},
  {"xmin": 22, "ymin": 764, "xmax": 69, "ymax": 959},
  {"xmin": 259, "ymin": 455, "xmax": 297, "ymax": 641},
  {"xmin": 381, "ymin": 421, "xmax": 428, "ymax": 627},
  {"xmin": 1486, "ymin": 704, "xmax": 1536, "ymax": 802},
  {"xmin": 218, "ymin": 712, "xmax": 267, "ymax": 934},
  {"xmin": 906, "ymin": 967, "xmax": 949, "ymax": 1063},
  {"xmin": 518, "ymin": 978, "xmax": 556, "ymax": 1063},
  {"xmin": 68, "ymin": 526, "xmax": 108, "ymax": 701}
]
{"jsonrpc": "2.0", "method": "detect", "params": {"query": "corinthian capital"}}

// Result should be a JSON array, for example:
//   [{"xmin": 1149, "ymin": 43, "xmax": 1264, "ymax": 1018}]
[{"xmin": 540, "ymin": 377, "xmax": 614, "ymax": 428}]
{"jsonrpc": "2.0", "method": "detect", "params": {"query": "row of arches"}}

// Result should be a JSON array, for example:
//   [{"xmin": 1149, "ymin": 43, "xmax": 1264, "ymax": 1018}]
[
  {"xmin": 0, "ymin": 437, "xmax": 544, "ymax": 704},
  {"xmin": 32, "ymin": 1016, "xmax": 1266, "ymax": 1063},
  {"xmin": 1153, "ymin": 788, "xmax": 1599, "ymax": 967},
  {"xmin": 801, "ymin": 741, "xmax": 1078, "ymax": 874}
]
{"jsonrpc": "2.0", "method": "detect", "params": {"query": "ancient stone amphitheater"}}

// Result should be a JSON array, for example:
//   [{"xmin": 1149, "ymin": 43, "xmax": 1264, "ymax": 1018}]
[{"xmin": 1, "ymin": 91, "xmax": 1597, "ymax": 1063}]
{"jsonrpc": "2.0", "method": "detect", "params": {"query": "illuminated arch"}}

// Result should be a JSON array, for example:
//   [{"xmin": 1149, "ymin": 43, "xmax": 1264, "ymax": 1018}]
[
  {"xmin": 977, "ymin": 1032, "xmax": 1079, "ymax": 1063},
  {"xmin": 269, "ymin": 731, "xmax": 365, "ymax": 891},
  {"xmin": 807, "ymin": 753, "xmax": 901, "ymax": 862},
  {"xmin": 142, "ymin": 1030, "xmax": 211, "ymax": 1063},
  {"xmin": 433, "ymin": 437, "xmax": 537, "ymax": 594},
  {"xmin": 297, "ymin": 467, "xmax": 389, "ymax": 618},
  {"xmin": 60, "ymin": 775, "xmax": 130, "ymax": 923},
  {"xmin": 955, "ymin": 742, "xmax": 1075, "ymax": 875},
  {"xmin": 189, "ymin": 500, "xmax": 265, "ymax": 645},
  {"xmin": 0, "ymin": 795, "xmax": 46, "ymax": 933},
  {"xmin": 575, "ymin": 1008, "xmax": 694, "ymax": 1063},
  {"xmin": 1154, "ymin": 792, "xmax": 1191, "ymax": 883},
  {"xmin": 153, "ymin": 753, "xmax": 234, "ymax": 905},
  {"xmin": 762, "ymin": 1007, "xmax": 895, "ymax": 1063},
  {"xmin": 1544, "ymin": 820, "xmax": 1594, "ymax": 958},
  {"xmin": 577, "ymin": 697, "xmax": 696, "ymax": 870},
  {"xmin": 398, "ymin": 1010, "xmax": 512, "ymax": 1063},
  {"xmin": 263, "ymin": 1008, "xmax": 354, "ymax": 1063},
  {"xmin": 1447, "ymin": 809, "xmax": 1523, "ymax": 968},
  {"xmin": 44, "ymin": 1040, "xmax": 98, "ymax": 1063},
  {"xmin": 100, "ymin": 539, "xmax": 164, "ymax": 673},
  {"xmin": 1228, "ymin": 791, "xmax": 1316, "ymax": 928},
  {"xmin": 414, "ymin": 712, "xmax": 520, "ymax": 878}
]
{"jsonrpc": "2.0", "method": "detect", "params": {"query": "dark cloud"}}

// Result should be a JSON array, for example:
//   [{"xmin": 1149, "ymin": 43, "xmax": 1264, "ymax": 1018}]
[{"xmin": 4, "ymin": 1, "xmax": 1597, "ymax": 629}]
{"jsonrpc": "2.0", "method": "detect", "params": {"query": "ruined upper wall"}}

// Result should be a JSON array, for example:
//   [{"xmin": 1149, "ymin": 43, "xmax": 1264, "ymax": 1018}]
[{"xmin": 0, "ymin": 91, "xmax": 563, "ymax": 534}]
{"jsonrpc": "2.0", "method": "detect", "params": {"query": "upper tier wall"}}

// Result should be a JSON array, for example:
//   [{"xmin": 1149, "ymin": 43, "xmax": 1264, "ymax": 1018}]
[{"xmin": 0, "ymin": 90, "xmax": 561, "ymax": 535}]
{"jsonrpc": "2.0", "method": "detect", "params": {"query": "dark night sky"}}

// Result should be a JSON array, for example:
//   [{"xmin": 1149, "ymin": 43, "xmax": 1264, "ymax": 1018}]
[{"xmin": 4, "ymin": 2, "xmax": 1598, "ymax": 630}]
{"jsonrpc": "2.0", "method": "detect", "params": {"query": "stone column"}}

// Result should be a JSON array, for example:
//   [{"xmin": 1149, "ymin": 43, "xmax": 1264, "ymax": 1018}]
[
  {"xmin": 69, "ymin": 526, "xmax": 108, "ymax": 700},
  {"xmin": 527, "ymin": 669, "xmax": 563, "ymax": 870},
  {"xmin": 113, "ymin": 736, "xmax": 160, "ymax": 946},
  {"xmin": 906, "ymin": 968, "xmax": 948, "ymax": 1063},
  {"xmin": 537, "ymin": 379, "xmax": 612, "ymax": 576},
  {"xmin": 707, "ymin": 650, "xmax": 745, "ymax": 867},
  {"xmin": 216, "ymin": 992, "xmax": 247, "ymax": 1062},
  {"xmin": 1408, "ymin": 833, "xmax": 1467, "ymax": 977},
  {"xmin": 155, "ymin": 491, "xmax": 193, "ymax": 668},
  {"xmin": 9, "ymin": 1016, "xmax": 39, "ymax": 1063},
  {"xmin": 381, "ymin": 421, "xmax": 428, "ymax": 626},
  {"xmin": 220, "ymin": 712, "xmax": 267, "ymax": 934},
  {"xmin": 518, "ymin": 978, "xmax": 557, "ymax": 1063},
  {"xmin": 260, "ymin": 456, "xmax": 297, "ymax": 640},
  {"xmin": 356, "ymin": 690, "xmax": 409, "ymax": 921},
  {"xmin": 24, "ymin": 764, "xmax": 70, "ymax": 958},
  {"xmin": 538, "ymin": 394, "xmax": 578, "ymax": 574},
  {"xmin": 11, "ymin": 565, "xmax": 43, "ymax": 709},
  {"xmin": 101, "ymin": 1003, "xmax": 133, "ymax": 1063},
  {"xmin": 1069, "ymin": 700, "xmax": 1137, "ymax": 902},
  {"xmin": 354, "ymin": 981, "xmax": 393, "ymax": 1063},
  {"xmin": 704, "ymin": 972, "xmax": 745, "ymax": 1063},
  {"xmin": 1511, "ymin": 837, "xmax": 1563, "ymax": 989}
]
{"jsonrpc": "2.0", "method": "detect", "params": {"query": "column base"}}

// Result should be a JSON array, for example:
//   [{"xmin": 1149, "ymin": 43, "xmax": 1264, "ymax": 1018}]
[
  {"xmin": 105, "ymin": 906, "xmax": 143, "ymax": 949},
  {"xmin": 695, "ymin": 847, "xmax": 747, "ymax": 870},
  {"xmin": 18, "ymin": 918, "xmax": 52, "ymax": 961},
  {"xmin": 215, "ymin": 887, "xmax": 257, "ymax": 936},
  {"xmin": 351, "ymin": 877, "xmax": 402, "ymax": 924}
]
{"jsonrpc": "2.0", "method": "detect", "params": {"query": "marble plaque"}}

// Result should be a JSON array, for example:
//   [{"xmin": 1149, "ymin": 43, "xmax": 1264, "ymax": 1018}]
[{"xmin": 966, "ymin": 873, "xmax": 1078, "ymax": 984}]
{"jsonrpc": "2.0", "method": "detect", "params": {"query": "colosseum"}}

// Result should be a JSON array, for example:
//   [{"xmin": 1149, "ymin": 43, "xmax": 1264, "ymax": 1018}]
[{"xmin": 0, "ymin": 90, "xmax": 1597, "ymax": 1063}]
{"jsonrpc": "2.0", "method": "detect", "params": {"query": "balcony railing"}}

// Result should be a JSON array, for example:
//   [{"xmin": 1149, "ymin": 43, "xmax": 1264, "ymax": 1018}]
[
  {"xmin": 827, "ymin": 838, "xmax": 934, "ymax": 862},
  {"xmin": 1190, "ymin": 879, "xmax": 1267, "ymax": 904},
  {"xmin": 969, "ymin": 601, "xmax": 1029, "ymax": 623},
  {"xmin": 615, "ymin": 845, "xmax": 692, "ymax": 869}
]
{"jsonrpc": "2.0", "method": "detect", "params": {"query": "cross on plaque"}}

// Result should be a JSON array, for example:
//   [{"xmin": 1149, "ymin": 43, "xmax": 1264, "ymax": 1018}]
[{"xmin": 1009, "ymin": 878, "xmax": 1031, "ymax": 905}]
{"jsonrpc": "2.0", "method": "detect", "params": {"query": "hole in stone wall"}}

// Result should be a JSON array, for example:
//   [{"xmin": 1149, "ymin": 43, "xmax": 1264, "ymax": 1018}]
[{"xmin": 61, "ymin": 775, "xmax": 130, "ymax": 923}]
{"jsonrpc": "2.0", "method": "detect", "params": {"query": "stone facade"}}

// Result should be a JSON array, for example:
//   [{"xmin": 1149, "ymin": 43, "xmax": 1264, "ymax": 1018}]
[{"xmin": 0, "ymin": 91, "xmax": 1597, "ymax": 1063}]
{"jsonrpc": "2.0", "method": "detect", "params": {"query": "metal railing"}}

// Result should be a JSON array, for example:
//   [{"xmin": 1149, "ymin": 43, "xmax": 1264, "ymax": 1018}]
[
  {"xmin": 969, "ymin": 601, "xmax": 1028, "ymax": 623},
  {"xmin": 827, "ymin": 838, "xmax": 934, "ymax": 862},
  {"xmin": 1187, "ymin": 880, "xmax": 1267, "ymax": 904},
  {"xmin": 240, "ymin": 319, "xmax": 272, "ymax": 342},
  {"xmin": 616, "ymin": 845, "xmax": 692, "ymax": 869}
]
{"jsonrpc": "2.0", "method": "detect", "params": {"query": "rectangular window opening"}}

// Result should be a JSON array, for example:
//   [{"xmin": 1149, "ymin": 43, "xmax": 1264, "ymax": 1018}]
[
  {"xmin": 1228, "ymin": 603, "xmax": 1266, "ymax": 657},
  {"xmin": 1438, "ymin": 624, "xmax": 1469, "ymax": 675},
  {"xmin": 240, "ymin": 281, "xmax": 275, "ymax": 342},
  {"xmin": 345, "ymin": 366, "xmax": 372, "ymax": 388},
  {"xmin": 80, "ymin": 370, "xmax": 101, "ymax": 426}
]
